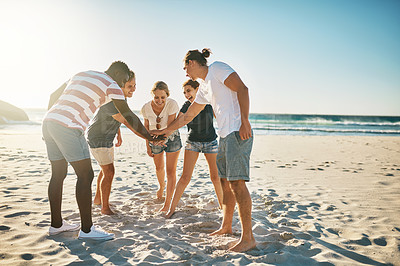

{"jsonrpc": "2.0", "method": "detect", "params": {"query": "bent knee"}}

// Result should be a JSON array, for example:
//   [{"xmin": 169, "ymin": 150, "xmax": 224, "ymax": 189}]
[
  {"xmin": 179, "ymin": 174, "xmax": 192, "ymax": 183},
  {"xmin": 228, "ymin": 180, "xmax": 246, "ymax": 190}
]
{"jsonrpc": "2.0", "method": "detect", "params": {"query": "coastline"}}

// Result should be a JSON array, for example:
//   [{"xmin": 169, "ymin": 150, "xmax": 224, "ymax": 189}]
[{"xmin": 1, "ymin": 133, "xmax": 399, "ymax": 265}]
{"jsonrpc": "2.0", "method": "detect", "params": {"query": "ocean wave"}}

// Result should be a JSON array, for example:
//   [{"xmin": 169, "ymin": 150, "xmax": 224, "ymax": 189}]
[
  {"xmin": 250, "ymin": 119, "xmax": 400, "ymax": 127},
  {"xmin": 2, "ymin": 120, "xmax": 41, "ymax": 126},
  {"xmin": 252, "ymin": 126, "xmax": 400, "ymax": 135}
]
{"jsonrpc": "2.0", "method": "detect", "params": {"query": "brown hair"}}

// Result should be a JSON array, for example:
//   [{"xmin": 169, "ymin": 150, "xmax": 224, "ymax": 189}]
[
  {"xmin": 128, "ymin": 70, "xmax": 135, "ymax": 81},
  {"xmin": 184, "ymin": 48, "xmax": 211, "ymax": 66},
  {"xmin": 151, "ymin": 81, "xmax": 170, "ymax": 97},
  {"xmin": 182, "ymin": 79, "xmax": 199, "ymax": 90}
]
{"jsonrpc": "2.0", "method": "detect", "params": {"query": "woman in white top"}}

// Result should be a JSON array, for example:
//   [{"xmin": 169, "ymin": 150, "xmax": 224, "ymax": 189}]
[{"xmin": 141, "ymin": 81, "xmax": 182, "ymax": 211}]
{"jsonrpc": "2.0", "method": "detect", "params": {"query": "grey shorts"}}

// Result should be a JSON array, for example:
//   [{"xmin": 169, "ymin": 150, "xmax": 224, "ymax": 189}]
[
  {"xmin": 150, "ymin": 131, "xmax": 182, "ymax": 155},
  {"xmin": 185, "ymin": 139, "xmax": 218, "ymax": 154},
  {"xmin": 42, "ymin": 120, "xmax": 90, "ymax": 163},
  {"xmin": 217, "ymin": 131, "xmax": 253, "ymax": 182}
]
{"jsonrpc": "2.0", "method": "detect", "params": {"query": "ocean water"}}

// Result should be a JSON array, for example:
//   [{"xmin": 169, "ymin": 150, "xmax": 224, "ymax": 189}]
[
  {"xmin": 1, "ymin": 108, "xmax": 400, "ymax": 136},
  {"xmin": 249, "ymin": 113, "xmax": 400, "ymax": 136}
]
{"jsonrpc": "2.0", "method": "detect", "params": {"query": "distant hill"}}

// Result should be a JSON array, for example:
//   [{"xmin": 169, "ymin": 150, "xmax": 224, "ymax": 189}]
[{"xmin": 0, "ymin": 100, "xmax": 29, "ymax": 124}]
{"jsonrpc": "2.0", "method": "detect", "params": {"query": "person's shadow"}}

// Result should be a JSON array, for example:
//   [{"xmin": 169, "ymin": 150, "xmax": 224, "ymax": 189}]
[
  {"xmin": 244, "ymin": 189, "xmax": 393, "ymax": 265},
  {"xmin": 48, "ymin": 231, "xmax": 135, "ymax": 265}
]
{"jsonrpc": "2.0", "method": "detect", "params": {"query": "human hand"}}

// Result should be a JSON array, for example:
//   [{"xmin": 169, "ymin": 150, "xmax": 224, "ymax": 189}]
[
  {"xmin": 146, "ymin": 146, "xmax": 154, "ymax": 157},
  {"xmin": 239, "ymin": 119, "xmax": 252, "ymax": 140},
  {"xmin": 115, "ymin": 134, "xmax": 122, "ymax": 147},
  {"xmin": 150, "ymin": 134, "xmax": 167, "ymax": 147},
  {"xmin": 150, "ymin": 129, "xmax": 167, "ymax": 136}
]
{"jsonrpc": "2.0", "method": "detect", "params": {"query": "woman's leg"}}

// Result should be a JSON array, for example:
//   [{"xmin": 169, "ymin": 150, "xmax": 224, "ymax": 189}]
[
  {"xmin": 204, "ymin": 153, "xmax": 223, "ymax": 209},
  {"xmin": 98, "ymin": 163, "xmax": 115, "ymax": 215},
  {"xmin": 93, "ymin": 170, "xmax": 103, "ymax": 205},
  {"xmin": 165, "ymin": 150, "xmax": 199, "ymax": 218},
  {"xmin": 153, "ymin": 152, "xmax": 165, "ymax": 200},
  {"xmin": 159, "ymin": 150, "xmax": 180, "ymax": 212}
]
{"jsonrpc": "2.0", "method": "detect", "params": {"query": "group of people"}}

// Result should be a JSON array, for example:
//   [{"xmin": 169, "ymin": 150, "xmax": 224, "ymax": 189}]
[{"xmin": 42, "ymin": 49, "xmax": 256, "ymax": 252}]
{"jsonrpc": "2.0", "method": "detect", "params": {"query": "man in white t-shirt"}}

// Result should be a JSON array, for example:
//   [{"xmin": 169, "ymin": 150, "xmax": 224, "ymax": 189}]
[
  {"xmin": 43, "ymin": 61, "xmax": 164, "ymax": 240},
  {"xmin": 151, "ymin": 49, "xmax": 255, "ymax": 252}
]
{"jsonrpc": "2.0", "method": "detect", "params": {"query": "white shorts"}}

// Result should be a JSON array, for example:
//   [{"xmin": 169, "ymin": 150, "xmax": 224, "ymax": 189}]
[{"xmin": 90, "ymin": 147, "xmax": 114, "ymax": 165}]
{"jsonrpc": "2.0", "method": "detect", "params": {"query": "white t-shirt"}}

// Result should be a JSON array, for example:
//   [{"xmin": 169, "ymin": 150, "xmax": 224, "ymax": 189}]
[
  {"xmin": 194, "ymin": 61, "xmax": 240, "ymax": 138},
  {"xmin": 141, "ymin": 98, "xmax": 179, "ymax": 130},
  {"xmin": 44, "ymin": 71, "xmax": 125, "ymax": 131}
]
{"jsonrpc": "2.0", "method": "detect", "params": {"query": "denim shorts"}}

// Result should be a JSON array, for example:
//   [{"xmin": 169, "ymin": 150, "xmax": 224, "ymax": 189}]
[
  {"xmin": 185, "ymin": 139, "xmax": 218, "ymax": 154},
  {"xmin": 150, "ymin": 130, "xmax": 182, "ymax": 155},
  {"xmin": 217, "ymin": 131, "xmax": 253, "ymax": 182},
  {"xmin": 42, "ymin": 120, "xmax": 90, "ymax": 163}
]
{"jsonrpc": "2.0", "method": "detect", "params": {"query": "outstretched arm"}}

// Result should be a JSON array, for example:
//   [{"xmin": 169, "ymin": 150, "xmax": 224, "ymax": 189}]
[
  {"xmin": 112, "ymin": 99, "xmax": 164, "ymax": 142},
  {"xmin": 150, "ymin": 102, "xmax": 205, "ymax": 136},
  {"xmin": 112, "ymin": 112, "xmax": 148, "ymax": 140},
  {"xmin": 224, "ymin": 72, "xmax": 252, "ymax": 140},
  {"xmin": 48, "ymin": 81, "xmax": 68, "ymax": 110}
]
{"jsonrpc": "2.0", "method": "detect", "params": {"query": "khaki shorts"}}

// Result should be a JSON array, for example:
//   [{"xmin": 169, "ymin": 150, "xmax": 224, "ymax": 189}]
[{"xmin": 90, "ymin": 147, "xmax": 114, "ymax": 165}]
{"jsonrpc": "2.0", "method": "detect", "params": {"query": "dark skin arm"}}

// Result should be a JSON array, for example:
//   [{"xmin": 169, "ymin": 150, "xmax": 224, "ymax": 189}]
[
  {"xmin": 112, "ymin": 99, "xmax": 165, "ymax": 142},
  {"xmin": 112, "ymin": 113, "xmax": 154, "ymax": 141}
]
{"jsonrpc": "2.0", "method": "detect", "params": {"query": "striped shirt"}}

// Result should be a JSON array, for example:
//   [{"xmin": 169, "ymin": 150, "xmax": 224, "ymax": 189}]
[{"xmin": 44, "ymin": 71, "xmax": 125, "ymax": 131}]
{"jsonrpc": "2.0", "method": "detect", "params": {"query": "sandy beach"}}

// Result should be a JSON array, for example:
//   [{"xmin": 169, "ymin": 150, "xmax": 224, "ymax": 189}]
[{"xmin": 0, "ymin": 132, "xmax": 399, "ymax": 265}]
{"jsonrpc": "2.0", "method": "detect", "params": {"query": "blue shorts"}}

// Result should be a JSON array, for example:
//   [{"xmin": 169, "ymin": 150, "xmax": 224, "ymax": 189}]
[
  {"xmin": 185, "ymin": 139, "xmax": 218, "ymax": 154},
  {"xmin": 150, "ymin": 131, "xmax": 182, "ymax": 155},
  {"xmin": 42, "ymin": 120, "xmax": 90, "ymax": 163},
  {"xmin": 217, "ymin": 131, "xmax": 253, "ymax": 182}
]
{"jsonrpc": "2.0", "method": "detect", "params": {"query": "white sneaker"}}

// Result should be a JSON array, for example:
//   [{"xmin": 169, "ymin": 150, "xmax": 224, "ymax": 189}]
[
  {"xmin": 49, "ymin": 220, "xmax": 80, "ymax": 236},
  {"xmin": 78, "ymin": 225, "xmax": 114, "ymax": 240}
]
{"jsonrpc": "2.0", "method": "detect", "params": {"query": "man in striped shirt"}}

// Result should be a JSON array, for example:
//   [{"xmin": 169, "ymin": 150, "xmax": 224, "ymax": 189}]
[{"xmin": 43, "ymin": 61, "xmax": 163, "ymax": 240}]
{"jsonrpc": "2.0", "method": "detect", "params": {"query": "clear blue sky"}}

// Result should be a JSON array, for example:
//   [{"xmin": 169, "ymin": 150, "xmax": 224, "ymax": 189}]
[{"xmin": 1, "ymin": 0, "xmax": 399, "ymax": 115}]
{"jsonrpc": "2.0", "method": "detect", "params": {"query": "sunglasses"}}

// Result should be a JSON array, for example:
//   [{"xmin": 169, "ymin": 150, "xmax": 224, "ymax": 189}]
[{"xmin": 156, "ymin": 116, "xmax": 162, "ymax": 129}]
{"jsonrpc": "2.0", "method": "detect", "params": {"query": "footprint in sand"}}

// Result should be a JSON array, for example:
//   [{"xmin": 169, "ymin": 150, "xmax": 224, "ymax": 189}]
[
  {"xmin": 21, "ymin": 254, "xmax": 34, "ymax": 261},
  {"xmin": 4, "ymin": 211, "xmax": 31, "ymax": 218},
  {"xmin": 373, "ymin": 237, "xmax": 387, "ymax": 246},
  {"xmin": 378, "ymin": 181, "xmax": 390, "ymax": 186},
  {"xmin": 0, "ymin": 225, "xmax": 11, "ymax": 231},
  {"xmin": 280, "ymin": 232, "xmax": 294, "ymax": 240},
  {"xmin": 6, "ymin": 187, "xmax": 19, "ymax": 191},
  {"xmin": 326, "ymin": 228, "xmax": 340, "ymax": 236},
  {"xmin": 343, "ymin": 236, "xmax": 371, "ymax": 246},
  {"xmin": 325, "ymin": 205, "xmax": 336, "ymax": 211},
  {"xmin": 296, "ymin": 232, "xmax": 313, "ymax": 240}
]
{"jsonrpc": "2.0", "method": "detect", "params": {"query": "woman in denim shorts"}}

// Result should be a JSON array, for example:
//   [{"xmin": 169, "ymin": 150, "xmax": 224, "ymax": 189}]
[
  {"xmin": 165, "ymin": 80, "xmax": 223, "ymax": 218},
  {"xmin": 141, "ymin": 81, "xmax": 182, "ymax": 212}
]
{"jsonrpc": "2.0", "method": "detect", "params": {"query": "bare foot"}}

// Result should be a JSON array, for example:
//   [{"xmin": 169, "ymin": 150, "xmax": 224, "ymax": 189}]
[
  {"xmin": 156, "ymin": 188, "xmax": 164, "ymax": 200},
  {"xmin": 228, "ymin": 237, "xmax": 257, "ymax": 252},
  {"xmin": 165, "ymin": 210, "xmax": 175, "ymax": 219},
  {"xmin": 226, "ymin": 239, "xmax": 239, "ymax": 249},
  {"xmin": 93, "ymin": 198, "xmax": 101, "ymax": 205},
  {"xmin": 158, "ymin": 206, "xmax": 168, "ymax": 212},
  {"xmin": 101, "ymin": 208, "xmax": 115, "ymax": 215},
  {"xmin": 210, "ymin": 227, "xmax": 233, "ymax": 236}
]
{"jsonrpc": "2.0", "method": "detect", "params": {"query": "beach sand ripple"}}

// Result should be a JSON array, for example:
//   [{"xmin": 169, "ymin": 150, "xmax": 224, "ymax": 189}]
[{"xmin": 0, "ymin": 134, "xmax": 399, "ymax": 265}]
